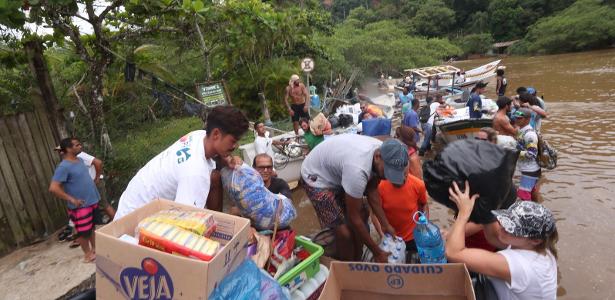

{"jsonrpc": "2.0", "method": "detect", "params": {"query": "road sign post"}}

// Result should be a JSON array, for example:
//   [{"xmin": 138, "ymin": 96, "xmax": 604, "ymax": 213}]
[{"xmin": 301, "ymin": 57, "xmax": 314, "ymax": 88}]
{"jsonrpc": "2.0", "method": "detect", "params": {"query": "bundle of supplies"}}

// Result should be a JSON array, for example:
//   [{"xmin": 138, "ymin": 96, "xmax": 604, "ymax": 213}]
[
  {"xmin": 135, "ymin": 209, "xmax": 220, "ymax": 261},
  {"xmin": 143, "ymin": 209, "xmax": 216, "ymax": 236},
  {"xmin": 221, "ymin": 164, "xmax": 297, "ymax": 230}
]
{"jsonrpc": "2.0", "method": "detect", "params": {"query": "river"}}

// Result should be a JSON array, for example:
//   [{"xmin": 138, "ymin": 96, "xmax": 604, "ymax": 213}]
[{"xmin": 290, "ymin": 49, "xmax": 615, "ymax": 299}]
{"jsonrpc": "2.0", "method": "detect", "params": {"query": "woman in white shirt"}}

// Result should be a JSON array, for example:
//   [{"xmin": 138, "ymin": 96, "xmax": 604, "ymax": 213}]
[{"xmin": 446, "ymin": 181, "xmax": 559, "ymax": 300}]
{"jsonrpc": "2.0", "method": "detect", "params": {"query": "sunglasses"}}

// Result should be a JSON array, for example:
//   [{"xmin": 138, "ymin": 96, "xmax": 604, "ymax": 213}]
[
  {"xmin": 474, "ymin": 137, "xmax": 488, "ymax": 141},
  {"xmin": 255, "ymin": 165, "xmax": 273, "ymax": 171}
]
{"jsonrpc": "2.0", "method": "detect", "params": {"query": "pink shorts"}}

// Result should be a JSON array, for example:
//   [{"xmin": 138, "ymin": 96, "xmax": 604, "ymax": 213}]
[{"xmin": 68, "ymin": 204, "xmax": 99, "ymax": 237}]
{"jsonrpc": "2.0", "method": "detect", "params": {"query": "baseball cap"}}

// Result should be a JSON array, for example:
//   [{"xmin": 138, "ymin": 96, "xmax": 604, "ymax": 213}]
[
  {"xmin": 475, "ymin": 81, "xmax": 488, "ymax": 89},
  {"xmin": 514, "ymin": 108, "xmax": 532, "ymax": 118},
  {"xmin": 491, "ymin": 201, "xmax": 556, "ymax": 239},
  {"xmin": 289, "ymin": 74, "xmax": 300, "ymax": 85},
  {"xmin": 380, "ymin": 139, "xmax": 408, "ymax": 185}
]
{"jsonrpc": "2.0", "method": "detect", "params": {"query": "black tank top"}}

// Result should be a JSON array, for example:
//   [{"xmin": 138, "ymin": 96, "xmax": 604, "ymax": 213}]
[{"xmin": 497, "ymin": 76, "xmax": 507, "ymax": 95}]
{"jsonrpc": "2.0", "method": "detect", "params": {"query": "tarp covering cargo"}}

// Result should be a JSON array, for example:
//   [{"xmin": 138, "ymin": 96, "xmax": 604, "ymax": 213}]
[{"xmin": 423, "ymin": 139, "xmax": 518, "ymax": 224}]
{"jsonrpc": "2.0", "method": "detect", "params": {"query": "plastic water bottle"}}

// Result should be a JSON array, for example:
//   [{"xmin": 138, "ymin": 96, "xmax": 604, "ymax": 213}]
[
  {"xmin": 291, "ymin": 289, "xmax": 306, "ymax": 300},
  {"xmin": 379, "ymin": 234, "xmax": 406, "ymax": 263},
  {"xmin": 299, "ymin": 278, "xmax": 319, "ymax": 298},
  {"xmin": 314, "ymin": 264, "xmax": 329, "ymax": 284},
  {"xmin": 413, "ymin": 211, "xmax": 447, "ymax": 264}
]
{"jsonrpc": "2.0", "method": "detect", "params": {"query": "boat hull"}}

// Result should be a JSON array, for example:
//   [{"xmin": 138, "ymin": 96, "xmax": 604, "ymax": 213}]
[
  {"xmin": 436, "ymin": 118, "xmax": 493, "ymax": 144},
  {"xmin": 239, "ymin": 132, "xmax": 304, "ymax": 184}
]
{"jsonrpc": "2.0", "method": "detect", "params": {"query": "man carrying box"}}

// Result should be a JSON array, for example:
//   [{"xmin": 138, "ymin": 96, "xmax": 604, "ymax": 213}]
[
  {"xmin": 301, "ymin": 135, "xmax": 408, "ymax": 263},
  {"xmin": 114, "ymin": 105, "xmax": 249, "ymax": 220}
]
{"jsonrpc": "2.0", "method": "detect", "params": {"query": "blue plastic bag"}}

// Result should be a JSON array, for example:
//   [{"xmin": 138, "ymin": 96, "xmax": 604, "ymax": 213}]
[
  {"xmin": 362, "ymin": 118, "xmax": 392, "ymax": 136},
  {"xmin": 210, "ymin": 259, "xmax": 289, "ymax": 300},
  {"xmin": 221, "ymin": 164, "xmax": 297, "ymax": 230}
]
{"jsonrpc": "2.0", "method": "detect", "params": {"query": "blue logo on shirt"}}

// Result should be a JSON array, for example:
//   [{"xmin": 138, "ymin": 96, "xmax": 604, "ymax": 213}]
[{"xmin": 176, "ymin": 148, "xmax": 191, "ymax": 164}]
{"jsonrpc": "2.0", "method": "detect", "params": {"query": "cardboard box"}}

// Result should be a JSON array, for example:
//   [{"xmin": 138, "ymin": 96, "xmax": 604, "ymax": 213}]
[
  {"xmin": 96, "ymin": 198, "xmax": 250, "ymax": 300},
  {"xmin": 319, "ymin": 262, "xmax": 475, "ymax": 300}
]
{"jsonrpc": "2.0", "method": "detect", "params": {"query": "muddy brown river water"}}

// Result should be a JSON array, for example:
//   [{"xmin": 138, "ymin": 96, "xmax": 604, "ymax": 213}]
[{"xmin": 289, "ymin": 49, "xmax": 615, "ymax": 299}]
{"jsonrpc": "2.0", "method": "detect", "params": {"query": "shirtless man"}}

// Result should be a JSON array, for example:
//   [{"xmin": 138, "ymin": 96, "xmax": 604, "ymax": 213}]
[
  {"xmin": 493, "ymin": 96, "xmax": 517, "ymax": 137},
  {"xmin": 284, "ymin": 74, "xmax": 310, "ymax": 135}
]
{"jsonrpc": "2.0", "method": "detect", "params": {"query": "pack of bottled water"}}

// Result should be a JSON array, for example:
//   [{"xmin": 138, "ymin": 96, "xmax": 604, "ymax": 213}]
[{"xmin": 380, "ymin": 234, "xmax": 406, "ymax": 264}]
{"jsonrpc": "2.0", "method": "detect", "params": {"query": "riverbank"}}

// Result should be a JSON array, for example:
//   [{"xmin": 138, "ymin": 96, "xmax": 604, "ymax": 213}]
[{"xmin": 98, "ymin": 48, "xmax": 615, "ymax": 299}]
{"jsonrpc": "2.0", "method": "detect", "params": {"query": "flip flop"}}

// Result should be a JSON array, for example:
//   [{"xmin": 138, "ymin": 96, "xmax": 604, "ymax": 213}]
[{"xmin": 69, "ymin": 241, "xmax": 80, "ymax": 248}]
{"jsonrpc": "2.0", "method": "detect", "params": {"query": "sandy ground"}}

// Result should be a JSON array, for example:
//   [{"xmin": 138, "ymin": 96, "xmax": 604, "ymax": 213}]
[{"xmin": 0, "ymin": 231, "xmax": 95, "ymax": 300}]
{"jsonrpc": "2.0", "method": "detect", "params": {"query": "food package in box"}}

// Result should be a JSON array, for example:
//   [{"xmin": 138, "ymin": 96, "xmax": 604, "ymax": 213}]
[
  {"xmin": 140, "ymin": 209, "xmax": 216, "ymax": 237},
  {"xmin": 137, "ymin": 219, "xmax": 220, "ymax": 261}
]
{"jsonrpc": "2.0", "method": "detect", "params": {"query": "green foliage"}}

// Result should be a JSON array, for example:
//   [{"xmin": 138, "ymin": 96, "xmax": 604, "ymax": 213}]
[
  {"xmin": 466, "ymin": 11, "xmax": 489, "ymax": 34},
  {"xmin": 512, "ymin": 0, "xmax": 615, "ymax": 54},
  {"xmin": 487, "ymin": 0, "xmax": 525, "ymax": 41},
  {"xmin": 317, "ymin": 19, "xmax": 461, "ymax": 77},
  {"xmin": 105, "ymin": 117, "xmax": 204, "ymax": 198},
  {"xmin": 330, "ymin": 0, "xmax": 369, "ymax": 22},
  {"xmin": 411, "ymin": 0, "xmax": 456, "ymax": 37},
  {"xmin": 455, "ymin": 33, "xmax": 494, "ymax": 56},
  {"xmin": 0, "ymin": 1, "xmax": 26, "ymax": 29}
]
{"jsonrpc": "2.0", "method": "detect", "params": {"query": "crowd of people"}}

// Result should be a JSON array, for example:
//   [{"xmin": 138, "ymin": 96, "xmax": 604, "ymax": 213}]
[{"xmin": 49, "ymin": 74, "xmax": 558, "ymax": 299}]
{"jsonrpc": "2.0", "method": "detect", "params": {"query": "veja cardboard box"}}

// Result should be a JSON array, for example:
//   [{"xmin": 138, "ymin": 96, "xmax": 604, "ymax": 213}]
[
  {"xmin": 95, "ymin": 198, "xmax": 250, "ymax": 300},
  {"xmin": 319, "ymin": 262, "xmax": 475, "ymax": 300}
]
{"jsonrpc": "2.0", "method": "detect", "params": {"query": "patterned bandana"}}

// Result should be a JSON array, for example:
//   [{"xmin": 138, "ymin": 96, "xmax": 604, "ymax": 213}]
[{"xmin": 491, "ymin": 201, "xmax": 556, "ymax": 239}]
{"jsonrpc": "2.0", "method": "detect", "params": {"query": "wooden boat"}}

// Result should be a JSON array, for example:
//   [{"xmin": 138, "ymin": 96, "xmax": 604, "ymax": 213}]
[
  {"xmin": 239, "ymin": 131, "xmax": 305, "ymax": 184},
  {"xmin": 405, "ymin": 60, "xmax": 501, "ymax": 92},
  {"xmin": 434, "ymin": 104, "xmax": 496, "ymax": 144},
  {"xmin": 436, "ymin": 116, "xmax": 493, "ymax": 144}
]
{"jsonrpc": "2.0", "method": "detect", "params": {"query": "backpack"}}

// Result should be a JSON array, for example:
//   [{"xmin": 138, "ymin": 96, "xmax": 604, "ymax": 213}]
[
  {"xmin": 328, "ymin": 115, "xmax": 339, "ymax": 128},
  {"xmin": 419, "ymin": 105, "xmax": 431, "ymax": 123},
  {"xmin": 338, "ymin": 114, "xmax": 354, "ymax": 128},
  {"xmin": 536, "ymin": 133, "xmax": 557, "ymax": 170}
]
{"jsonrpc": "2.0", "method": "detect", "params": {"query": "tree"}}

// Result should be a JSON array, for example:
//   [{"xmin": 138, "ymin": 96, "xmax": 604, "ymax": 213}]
[
  {"xmin": 317, "ymin": 19, "xmax": 461, "ymax": 77},
  {"xmin": 411, "ymin": 0, "xmax": 456, "ymax": 37},
  {"xmin": 1, "ymin": 0, "xmax": 127, "ymax": 154},
  {"xmin": 0, "ymin": 4, "xmax": 68, "ymax": 140},
  {"xmin": 443, "ymin": 0, "xmax": 490, "ymax": 29},
  {"xmin": 487, "ymin": 0, "xmax": 525, "ymax": 41},
  {"xmin": 455, "ymin": 33, "xmax": 493, "ymax": 56},
  {"xmin": 0, "ymin": 36, "xmax": 33, "ymax": 114},
  {"xmin": 330, "ymin": 0, "xmax": 369, "ymax": 22},
  {"xmin": 466, "ymin": 11, "xmax": 489, "ymax": 33},
  {"xmin": 512, "ymin": 0, "xmax": 615, "ymax": 54}
]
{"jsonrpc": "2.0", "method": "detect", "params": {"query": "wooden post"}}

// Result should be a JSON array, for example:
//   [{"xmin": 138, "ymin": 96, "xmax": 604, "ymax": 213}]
[{"xmin": 24, "ymin": 40, "xmax": 68, "ymax": 141}]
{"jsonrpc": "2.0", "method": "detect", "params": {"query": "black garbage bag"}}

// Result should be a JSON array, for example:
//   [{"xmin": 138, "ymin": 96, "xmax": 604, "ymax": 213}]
[{"xmin": 423, "ymin": 139, "xmax": 518, "ymax": 224}]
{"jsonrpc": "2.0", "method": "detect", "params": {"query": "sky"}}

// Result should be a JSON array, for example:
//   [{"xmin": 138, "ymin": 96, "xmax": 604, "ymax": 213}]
[{"xmin": 24, "ymin": 2, "xmax": 108, "ymax": 36}]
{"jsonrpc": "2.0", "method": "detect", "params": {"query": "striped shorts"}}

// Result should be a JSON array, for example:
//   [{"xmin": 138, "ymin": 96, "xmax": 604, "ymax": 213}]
[{"xmin": 68, "ymin": 204, "xmax": 99, "ymax": 237}]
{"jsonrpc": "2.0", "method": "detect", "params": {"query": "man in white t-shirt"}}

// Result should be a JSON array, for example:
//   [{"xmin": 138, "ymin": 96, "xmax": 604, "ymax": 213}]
[
  {"xmin": 114, "ymin": 105, "xmax": 249, "ymax": 220},
  {"xmin": 253, "ymin": 122, "xmax": 288, "ymax": 158}
]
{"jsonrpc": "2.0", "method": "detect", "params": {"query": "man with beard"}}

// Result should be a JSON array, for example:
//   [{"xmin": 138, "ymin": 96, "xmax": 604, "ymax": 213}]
[{"xmin": 493, "ymin": 96, "xmax": 518, "ymax": 137}]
